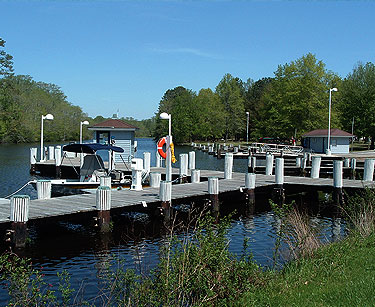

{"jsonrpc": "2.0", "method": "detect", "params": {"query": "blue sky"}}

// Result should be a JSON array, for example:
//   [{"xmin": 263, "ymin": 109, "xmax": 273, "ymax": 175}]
[{"xmin": 1, "ymin": 0, "xmax": 374, "ymax": 120}]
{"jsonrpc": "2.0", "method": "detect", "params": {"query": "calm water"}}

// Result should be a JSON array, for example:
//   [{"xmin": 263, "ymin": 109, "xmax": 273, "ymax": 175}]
[{"xmin": 0, "ymin": 138, "xmax": 345, "ymax": 304}]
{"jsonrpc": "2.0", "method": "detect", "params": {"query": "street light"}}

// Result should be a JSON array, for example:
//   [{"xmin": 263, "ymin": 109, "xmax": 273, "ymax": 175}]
[
  {"xmin": 246, "ymin": 112, "xmax": 249, "ymax": 144},
  {"xmin": 40, "ymin": 113, "xmax": 54, "ymax": 161},
  {"xmin": 80, "ymin": 120, "xmax": 90, "ymax": 144},
  {"xmin": 160, "ymin": 112, "xmax": 172, "ymax": 181},
  {"xmin": 327, "ymin": 87, "xmax": 338, "ymax": 155}
]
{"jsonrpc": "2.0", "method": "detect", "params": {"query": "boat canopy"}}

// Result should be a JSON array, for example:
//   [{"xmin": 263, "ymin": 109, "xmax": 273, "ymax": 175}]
[{"xmin": 63, "ymin": 143, "xmax": 124, "ymax": 154}]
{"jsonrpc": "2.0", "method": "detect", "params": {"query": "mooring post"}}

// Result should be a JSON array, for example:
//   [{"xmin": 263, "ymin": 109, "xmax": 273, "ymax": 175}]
[
  {"xmin": 100, "ymin": 176, "xmax": 112, "ymax": 188},
  {"xmin": 265, "ymin": 153, "xmax": 273, "ymax": 176},
  {"xmin": 36, "ymin": 180, "xmax": 51, "ymax": 199},
  {"xmin": 191, "ymin": 169, "xmax": 200, "ymax": 183},
  {"xmin": 208, "ymin": 146, "xmax": 214, "ymax": 154},
  {"xmin": 351, "ymin": 158, "xmax": 356, "ymax": 179},
  {"xmin": 48, "ymin": 146, "xmax": 54, "ymax": 161},
  {"xmin": 159, "ymin": 181, "xmax": 172, "ymax": 223},
  {"xmin": 217, "ymin": 144, "xmax": 222, "ymax": 159},
  {"xmin": 30, "ymin": 147, "xmax": 37, "ymax": 174},
  {"xmin": 333, "ymin": 160, "xmax": 344, "ymax": 206},
  {"xmin": 188, "ymin": 151, "xmax": 196, "ymax": 170},
  {"xmin": 300, "ymin": 157, "xmax": 307, "ymax": 177},
  {"xmin": 234, "ymin": 147, "xmax": 239, "ymax": 153},
  {"xmin": 363, "ymin": 159, "xmax": 375, "ymax": 181},
  {"xmin": 9, "ymin": 195, "xmax": 29, "ymax": 248},
  {"xmin": 245, "ymin": 173, "xmax": 256, "ymax": 213},
  {"xmin": 55, "ymin": 146, "xmax": 62, "ymax": 178},
  {"xmin": 344, "ymin": 158, "xmax": 350, "ymax": 168},
  {"xmin": 248, "ymin": 155, "xmax": 256, "ymax": 173},
  {"xmin": 96, "ymin": 186, "xmax": 111, "ymax": 232},
  {"xmin": 208, "ymin": 177, "xmax": 219, "ymax": 218},
  {"xmin": 143, "ymin": 152, "xmax": 151, "ymax": 174},
  {"xmin": 296, "ymin": 157, "xmax": 301, "ymax": 168},
  {"xmin": 273, "ymin": 158, "xmax": 285, "ymax": 205},
  {"xmin": 310, "ymin": 156, "xmax": 321, "ymax": 179},
  {"xmin": 179, "ymin": 153, "xmax": 188, "ymax": 183},
  {"xmin": 224, "ymin": 153, "xmax": 233, "ymax": 179},
  {"xmin": 150, "ymin": 172, "xmax": 161, "ymax": 188}
]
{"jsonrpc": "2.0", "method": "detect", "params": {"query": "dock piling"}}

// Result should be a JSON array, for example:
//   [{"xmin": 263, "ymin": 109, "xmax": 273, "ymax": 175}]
[
  {"xmin": 96, "ymin": 186, "xmax": 111, "ymax": 232},
  {"xmin": 351, "ymin": 158, "xmax": 356, "ymax": 179},
  {"xmin": 36, "ymin": 180, "xmax": 51, "ymax": 199},
  {"xmin": 310, "ymin": 156, "xmax": 321, "ymax": 179},
  {"xmin": 208, "ymin": 177, "xmax": 219, "ymax": 218},
  {"xmin": 160, "ymin": 181, "xmax": 172, "ymax": 223},
  {"xmin": 179, "ymin": 153, "xmax": 188, "ymax": 183},
  {"xmin": 48, "ymin": 146, "xmax": 54, "ymax": 161},
  {"xmin": 10, "ymin": 195, "xmax": 30, "ymax": 248},
  {"xmin": 30, "ymin": 148, "xmax": 37, "ymax": 173},
  {"xmin": 55, "ymin": 146, "xmax": 62, "ymax": 178},
  {"xmin": 265, "ymin": 153, "xmax": 273, "ymax": 176},
  {"xmin": 100, "ymin": 176, "xmax": 112, "ymax": 188},
  {"xmin": 363, "ymin": 159, "xmax": 375, "ymax": 181},
  {"xmin": 188, "ymin": 151, "xmax": 196, "ymax": 169},
  {"xmin": 273, "ymin": 158, "xmax": 285, "ymax": 205},
  {"xmin": 333, "ymin": 160, "xmax": 344, "ymax": 206},
  {"xmin": 224, "ymin": 153, "xmax": 233, "ymax": 179},
  {"xmin": 245, "ymin": 173, "xmax": 256, "ymax": 211},
  {"xmin": 143, "ymin": 152, "xmax": 151, "ymax": 173},
  {"xmin": 150, "ymin": 172, "xmax": 161, "ymax": 188},
  {"xmin": 191, "ymin": 169, "xmax": 200, "ymax": 183}
]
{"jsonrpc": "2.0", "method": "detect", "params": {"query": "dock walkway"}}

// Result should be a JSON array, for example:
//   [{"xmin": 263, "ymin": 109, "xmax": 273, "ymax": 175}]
[{"xmin": 1, "ymin": 168, "xmax": 374, "ymax": 225}]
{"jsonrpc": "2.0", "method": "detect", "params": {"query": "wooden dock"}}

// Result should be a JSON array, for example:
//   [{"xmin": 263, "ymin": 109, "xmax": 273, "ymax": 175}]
[{"xmin": 1, "ymin": 168, "xmax": 374, "ymax": 225}]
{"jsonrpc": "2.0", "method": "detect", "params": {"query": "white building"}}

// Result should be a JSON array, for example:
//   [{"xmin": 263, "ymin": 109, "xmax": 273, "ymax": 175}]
[{"xmin": 302, "ymin": 129, "xmax": 354, "ymax": 154}]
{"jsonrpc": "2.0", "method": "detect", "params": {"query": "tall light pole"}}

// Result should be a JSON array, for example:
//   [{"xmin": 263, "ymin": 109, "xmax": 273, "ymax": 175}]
[
  {"xmin": 246, "ymin": 112, "xmax": 249, "ymax": 144},
  {"xmin": 160, "ymin": 112, "xmax": 172, "ymax": 181},
  {"xmin": 327, "ymin": 87, "xmax": 338, "ymax": 155},
  {"xmin": 40, "ymin": 113, "xmax": 54, "ymax": 161},
  {"xmin": 80, "ymin": 120, "xmax": 89, "ymax": 144}
]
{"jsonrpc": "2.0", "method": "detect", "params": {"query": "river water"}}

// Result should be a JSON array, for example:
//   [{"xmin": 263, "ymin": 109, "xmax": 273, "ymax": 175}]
[{"xmin": 0, "ymin": 138, "xmax": 345, "ymax": 304}]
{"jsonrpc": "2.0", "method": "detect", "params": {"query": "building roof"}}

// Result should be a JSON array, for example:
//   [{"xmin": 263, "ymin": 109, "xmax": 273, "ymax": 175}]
[
  {"xmin": 302, "ymin": 129, "xmax": 354, "ymax": 138},
  {"xmin": 88, "ymin": 119, "xmax": 139, "ymax": 131}
]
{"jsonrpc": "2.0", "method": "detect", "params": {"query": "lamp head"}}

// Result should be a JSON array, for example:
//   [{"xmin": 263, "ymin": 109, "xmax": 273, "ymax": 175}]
[
  {"xmin": 246, "ymin": 112, "xmax": 249, "ymax": 115},
  {"xmin": 81, "ymin": 120, "xmax": 89, "ymax": 125},
  {"xmin": 160, "ymin": 112, "xmax": 170, "ymax": 120},
  {"xmin": 331, "ymin": 88, "xmax": 338, "ymax": 92},
  {"xmin": 43, "ymin": 114, "xmax": 54, "ymax": 120}
]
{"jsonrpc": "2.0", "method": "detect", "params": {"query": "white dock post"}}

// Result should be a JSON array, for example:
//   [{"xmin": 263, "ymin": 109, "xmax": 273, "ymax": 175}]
[
  {"xmin": 150, "ymin": 172, "xmax": 161, "ymax": 188},
  {"xmin": 265, "ymin": 153, "xmax": 273, "ymax": 176},
  {"xmin": 296, "ymin": 157, "xmax": 301, "ymax": 168},
  {"xmin": 344, "ymin": 158, "xmax": 350, "ymax": 168},
  {"xmin": 333, "ymin": 160, "xmax": 344, "ymax": 205},
  {"xmin": 30, "ymin": 147, "xmax": 37, "ymax": 173},
  {"xmin": 188, "ymin": 151, "xmax": 196, "ymax": 169},
  {"xmin": 234, "ymin": 147, "xmax": 239, "ymax": 153},
  {"xmin": 191, "ymin": 169, "xmax": 200, "ymax": 183},
  {"xmin": 248, "ymin": 156, "xmax": 256, "ymax": 173},
  {"xmin": 311, "ymin": 156, "xmax": 321, "ymax": 179},
  {"xmin": 224, "ymin": 153, "xmax": 233, "ymax": 179},
  {"xmin": 363, "ymin": 159, "xmax": 375, "ymax": 181},
  {"xmin": 48, "ymin": 146, "xmax": 54, "ymax": 161},
  {"xmin": 159, "ymin": 181, "xmax": 172, "ymax": 222},
  {"xmin": 208, "ymin": 177, "xmax": 219, "ymax": 216},
  {"xmin": 55, "ymin": 146, "xmax": 62, "ymax": 178},
  {"xmin": 208, "ymin": 146, "xmax": 214, "ymax": 154},
  {"xmin": 143, "ymin": 152, "xmax": 151, "ymax": 173},
  {"xmin": 36, "ymin": 180, "xmax": 51, "ymax": 199},
  {"xmin": 10, "ymin": 195, "xmax": 30, "ymax": 248},
  {"xmin": 130, "ymin": 158, "xmax": 143, "ymax": 191},
  {"xmin": 245, "ymin": 173, "xmax": 256, "ymax": 209},
  {"xmin": 274, "ymin": 158, "xmax": 285, "ymax": 205},
  {"xmin": 100, "ymin": 176, "xmax": 112, "ymax": 188},
  {"xmin": 96, "ymin": 186, "xmax": 111, "ymax": 232},
  {"xmin": 179, "ymin": 153, "xmax": 188, "ymax": 183},
  {"xmin": 351, "ymin": 158, "xmax": 357, "ymax": 179}
]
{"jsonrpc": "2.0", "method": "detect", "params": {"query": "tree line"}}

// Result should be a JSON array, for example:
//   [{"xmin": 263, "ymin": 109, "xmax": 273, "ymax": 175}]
[{"xmin": 154, "ymin": 53, "xmax": 375, "ymax": 147}]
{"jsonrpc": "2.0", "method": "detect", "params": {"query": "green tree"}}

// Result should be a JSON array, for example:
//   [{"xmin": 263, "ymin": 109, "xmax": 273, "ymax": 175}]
[
  {"xmin": 216, "ymin": 73, "xmax": 245, "ymax": 140},
  {"xmin": 339, "ymin": 62, "xmax": 375, "ymax": 148},
  {"xmin": 0, "ymin": 38, "xmax": 13, "ymax": 77},
  {"xmin": 259, "ymin": 53, "xmax": 340, "ymax": 139}
]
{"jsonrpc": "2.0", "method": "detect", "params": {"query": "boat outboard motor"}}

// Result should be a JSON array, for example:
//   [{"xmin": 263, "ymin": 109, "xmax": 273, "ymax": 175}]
[{"xmin": 131, "ymin": 158, "xmax": 143, "ymax": 191}]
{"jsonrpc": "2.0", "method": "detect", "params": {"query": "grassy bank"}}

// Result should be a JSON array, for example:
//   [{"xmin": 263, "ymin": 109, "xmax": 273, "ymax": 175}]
[{"xmin": 240, "ymin": 232, "xmax": 375, "ymax": 306}]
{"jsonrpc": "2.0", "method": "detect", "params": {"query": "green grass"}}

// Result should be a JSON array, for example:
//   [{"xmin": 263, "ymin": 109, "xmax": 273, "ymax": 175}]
[{"xmin": 239, "ymin": 233, "xmax": 375, "ymax": 306}]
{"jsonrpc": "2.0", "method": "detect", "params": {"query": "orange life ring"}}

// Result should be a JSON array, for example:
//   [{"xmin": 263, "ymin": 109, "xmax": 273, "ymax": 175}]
[{"xmin": 157, "ymin": 137, "xmax": 167, "ymax": 159}]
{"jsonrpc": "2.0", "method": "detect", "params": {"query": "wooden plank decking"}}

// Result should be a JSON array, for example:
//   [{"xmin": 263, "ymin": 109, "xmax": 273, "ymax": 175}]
[{"xmin": 1, "ymin": 168, "xmax": 375, "ymax": 225}]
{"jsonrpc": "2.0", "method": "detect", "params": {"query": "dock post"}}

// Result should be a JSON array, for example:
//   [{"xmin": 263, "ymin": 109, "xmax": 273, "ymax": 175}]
[
  {"xmin": 159, "ymin": 181, "xmax": 172, "ymax": 223},
  {"xmin": 245, "ymin": 173, "xmax": 256, "ymax": 214},
  {"xmin": 10, "ymin": 195, "xmax": 29, "ymax": 248},
  {"xmin": 156, "ymin": 151, "xmax": 161, "ymax": 167},
  {"xmin": 363, "ymin": 159, "xmax": 375, "ymax": 181},
  {"xmin": 36, "ymin": 180, "xmax": 51, "ymax": 199},
  {"xmin": 265, "ymin": 153, "xmax": 273, "ymax": 176},
  {"xmin": 100, "ymin": 176, "xmax": 112, "ymax": 188},
  {"xmin": 234, "ymin": 147, "xmax": 239, "ymax": 153},
  {"xmin": 224, "ymin": 153, "xmax": 233, "ymax": 179},
  {"xmin": 296, "ymin": 157, "xmax": 301, "ymax": 168},
  {"xmin": 48, "ymin": 146, "xmax": 54, "ymax": 161},
  {"xmin": 191, "ymin": 169, "xmax": 200, "ymax": 183},
  {"xmin": 310, "ymin": 156, "xmax": 321, "ymax": 179},
  {"xmin": 273, "ymin": 158, "xmax": 285, "ymax": 205},
  {"xmin": 333, "ymin": 160, "xmax": 344, "ymax": 206},
  {"xmin": 96, "ymin": 186, "xmax": 111, "ymax": 232},
  {"xmin": 188, "ymin": 151, "xmax": 196, "ymax": 169},
  {"xmin": 55, "ymin": 146, "xmax": 62, "ymax": 178},
  {"xmin": 150, "ymin": 172, "xmax": 161, "ymax": 188},
  {"xmin": 179, "ymin": 153, "xmax": 188, "ymax": 183},
  {"xmin": 351, "ymin": 158, "xmax": 356, "ymax": 179},
  {"xmin": 30, "ymin": 147, "xmax": 37, "ymax": 173},
  {"xmin": 300, "ymin": 157, "xmax": 307, "ymax": 177},
  {"xmin": 208, "ymin": 177, "xmax": 219, "ymax": 219},
  {"xmin": 143, "ymin": 152, "xmax": 151, "ymax": 173},
  {"xmin": 217, "ymin": 144, "xmax": 222, "ymax": 159},
  {"xmin": 344, "ymin": 158, "xmax": 350, "ymax": 168}
]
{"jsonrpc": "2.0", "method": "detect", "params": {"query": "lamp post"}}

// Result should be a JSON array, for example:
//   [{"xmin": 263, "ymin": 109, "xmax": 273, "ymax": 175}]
[
  {"xmin": 80, "ymin": 120, "xmax": 89, "ymax": 144},
  {"xmin": 40, "ymin": 114, "xmax": 54, "ymax": 161},
  {"xmin": 246, "ymin": 112, "xmax": 249, "ymax": 144},
  {"xmin": 160, "ymin": 112, "xmax": 172, "ymax": 182},
  {"xmin": 327, "ymin": 87, "xmax": 338, "ymax": 155}
]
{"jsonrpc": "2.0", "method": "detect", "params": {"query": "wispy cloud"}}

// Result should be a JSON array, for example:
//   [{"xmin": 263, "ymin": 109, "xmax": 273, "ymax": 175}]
[{"xmin": 152, "ymin": 47, "xmax": 223, "ymax": 60}]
